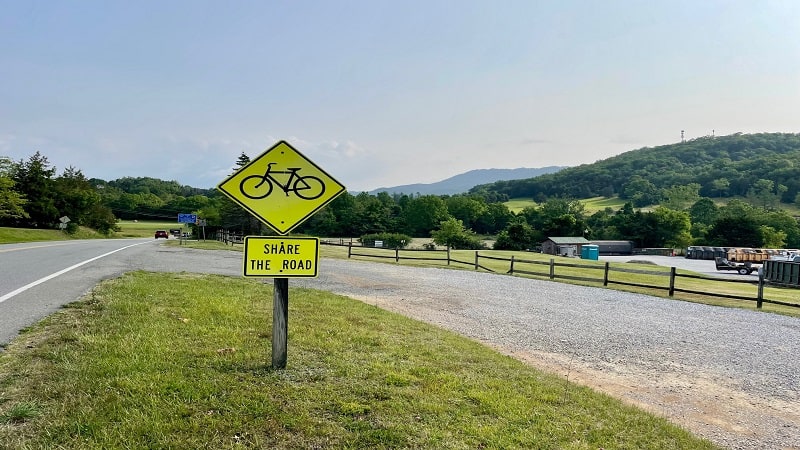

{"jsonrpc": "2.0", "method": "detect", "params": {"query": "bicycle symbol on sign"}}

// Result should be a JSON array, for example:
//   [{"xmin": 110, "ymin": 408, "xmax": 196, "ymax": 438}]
[{"xmin": 239, "ymin": 162, "xmax": 326, "ymax": 200}]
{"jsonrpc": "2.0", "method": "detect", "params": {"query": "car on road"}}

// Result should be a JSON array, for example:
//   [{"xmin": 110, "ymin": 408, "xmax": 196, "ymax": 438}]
[{"xmin": 154, "ymin": 230, "xmax": 169, "ymax": 239}]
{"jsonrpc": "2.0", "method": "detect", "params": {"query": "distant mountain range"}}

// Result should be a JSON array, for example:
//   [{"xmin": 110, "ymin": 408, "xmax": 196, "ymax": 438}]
[{"xmin": 367, "ymin": 167, "xmax": 565, "ymax": 196}]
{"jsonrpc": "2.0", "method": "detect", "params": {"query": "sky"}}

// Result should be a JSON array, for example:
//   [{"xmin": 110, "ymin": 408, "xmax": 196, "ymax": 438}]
[{"xmin": 1, "ymin": 1, "xmax": 799, "ymax": 192}]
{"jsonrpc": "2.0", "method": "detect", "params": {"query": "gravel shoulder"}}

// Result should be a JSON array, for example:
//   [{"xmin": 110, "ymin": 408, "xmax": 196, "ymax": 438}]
[{"xmin": 294, "ymin": 258, "xmax": 800, "ymax": 450}]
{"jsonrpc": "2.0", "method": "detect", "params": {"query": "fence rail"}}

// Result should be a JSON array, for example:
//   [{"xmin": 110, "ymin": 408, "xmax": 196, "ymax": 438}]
[{"xmin": 324, "ymin": 241, "xmax": 799, "ymax": 311}]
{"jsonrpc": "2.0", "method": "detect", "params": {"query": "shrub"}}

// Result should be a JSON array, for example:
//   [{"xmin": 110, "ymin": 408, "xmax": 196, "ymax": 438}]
[{"xmin": 431, "ymin": 218, "xmax": 486, "ymax": 250}]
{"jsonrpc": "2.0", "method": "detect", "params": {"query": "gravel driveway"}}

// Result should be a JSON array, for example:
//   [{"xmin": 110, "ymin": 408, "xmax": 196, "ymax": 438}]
[{"xmin": 291, "ymin": 257, "xmax": 800, "ymax": 450}]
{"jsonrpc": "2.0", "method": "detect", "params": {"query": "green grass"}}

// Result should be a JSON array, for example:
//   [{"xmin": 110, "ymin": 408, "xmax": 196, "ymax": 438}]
[
  {"xmin": 0, "ymin": 272, "xmax": 716, "ymax": 449},
  {"xmin": 503, "ymin": 198, "xmax": 537, "ymax": 213},
  {"xmin": 505, "ymin": 196, "xmax": 627, "ymax": 214},
  {"xmin": 580, "ymin": 196, "xmax": 627, "ymax": 212},
  {"xmin": 505, "ymin": 195, "xmax": 800, "ymax": 215},
  {"xmin": 114, "ymin": 220, "xmax": 183, "ymax": 238},
  {"xmin": 0, "ymin": 220, "xmax": 182, "ymax": 243},
  {"xmin": 0, "ymin": 226, "xmax": 106, "ymax": 244}
]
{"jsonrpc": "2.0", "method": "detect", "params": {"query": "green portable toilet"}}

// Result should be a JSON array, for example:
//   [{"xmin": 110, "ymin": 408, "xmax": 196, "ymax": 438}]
[{"xmin": 581, "ymin": 244, "xmax": 599, "ymax": 261}]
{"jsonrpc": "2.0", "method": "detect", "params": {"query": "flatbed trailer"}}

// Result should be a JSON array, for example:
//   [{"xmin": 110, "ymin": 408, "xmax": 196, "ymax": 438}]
[{"xmin": 714, "ymin": 257, "xmax": 759, "ymax": 275}]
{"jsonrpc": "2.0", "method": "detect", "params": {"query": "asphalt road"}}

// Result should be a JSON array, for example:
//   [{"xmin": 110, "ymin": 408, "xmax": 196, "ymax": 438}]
[
  {"xmin": 601, "ymin": 254, "xmax": 760, "ymax": 279},
  {"xmin": 0, "ymin": 239, "xmax": 244, "ymax": 347},
  {"xmin": 1, "ymin": 239, "xmax": 150, "ymax": 345}
]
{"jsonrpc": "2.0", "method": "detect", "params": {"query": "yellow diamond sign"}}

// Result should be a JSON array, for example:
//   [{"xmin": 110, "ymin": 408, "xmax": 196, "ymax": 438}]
[{"xmin": 217, "ymin": 141, "xmax": 345, "ymax": 235}]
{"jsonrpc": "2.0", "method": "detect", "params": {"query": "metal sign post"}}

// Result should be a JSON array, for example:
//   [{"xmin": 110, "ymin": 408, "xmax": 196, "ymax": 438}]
[
  {"xmin": 178, "ymin": 213, "xmax": 198, "ymax": 246},
  {"xmin": 216, "ymin": 140, "xmax": 345, "ymax": 369}
]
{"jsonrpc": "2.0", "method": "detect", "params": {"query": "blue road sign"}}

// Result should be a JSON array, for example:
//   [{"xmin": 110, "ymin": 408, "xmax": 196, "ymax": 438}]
[{"xmin": 178, "ymin": 213, "xmax": 197, "ymax": 223}]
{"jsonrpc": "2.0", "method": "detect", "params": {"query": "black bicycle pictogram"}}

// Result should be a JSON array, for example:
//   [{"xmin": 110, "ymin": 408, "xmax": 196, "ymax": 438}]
[{"xmin": 239, "ymin": 162, "xmax": 326, "ymax": 200}]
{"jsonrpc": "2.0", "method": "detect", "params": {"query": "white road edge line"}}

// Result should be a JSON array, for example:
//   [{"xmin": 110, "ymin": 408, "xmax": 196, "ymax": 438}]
[{"xmin": 0, "ymin": 241, "xmax": 150, "ymax": 304}]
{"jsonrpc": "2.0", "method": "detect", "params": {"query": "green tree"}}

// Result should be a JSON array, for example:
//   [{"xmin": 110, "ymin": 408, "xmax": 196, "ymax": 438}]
[
  {"xmin": 218, "ymin": 152, "xmax": 263, "ymax": 234},
  {"xmin": 759, "ymin": 225, "xmax": 786, "ymax": 248},
  {"xmin": 650, "ymin": 207, "xmax": 692, "ymax": 248},
  {"xmin": 706, "ymin": 216, "xmax": 762, "ymax": 247},
  {"xmin": 523, "ymin": 199, "xmax": 587, "ymax": 241},
  {"xmin": 660, "ymin": 183, "xmax": 700, "ymax": 211},
  {"xmin": 622, "ymin": 176, "xmax": 661, "ymax": 207},
  {"xmin": 689, "ymin": 198, "xmax": 719, "ymax": 226},
  {"xmin": 709, "ymin": 178, "xmax": 730, "ymax": 196},
  {"xmin": 473, "ymin": 202, "xmax": 514, "ymax": 235},
  {"xmin": 0, "ymin": 157, "xmax": 28, "ymax": 223},
  {"xmin": 746, "ymin": 179, "xmax": 786, "ymax": 210},
  {"xmin": 431, "ymin": 218, "xmax": 483, "ymax": 249},
  {"xmin": 402, "ymin": 195, "xmax": 451, "ymax": 237},
  {"xmin": 493, "ymin": 220, "xmax": 535, "ymax": 250},
  {"xmin": 350, "ymin": 192, "xmax": 395, "ymax": 235},
  {"xmin": 445, "ymin": 195, "xmax": 487, "ymax": 230},
  {"xmin": 760, "ymin": 209, "xmax": 800, "ymax": 248},
  {"xmin": 12, "ymin": 151, "xmax": 58, "ymax": 227},
  {"xmin": 54, "ymin": 166, "xmax": 117, "ymax": 234}
]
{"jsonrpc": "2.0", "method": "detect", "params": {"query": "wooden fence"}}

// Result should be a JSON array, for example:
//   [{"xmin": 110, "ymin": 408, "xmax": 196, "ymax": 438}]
[
  {"xmin": 323, "ymin": 241, "xmax": 799, "ymax": 311},
  {"xmin": 216, "ymin": 229, "xmax": 245, "ymax": 245}
]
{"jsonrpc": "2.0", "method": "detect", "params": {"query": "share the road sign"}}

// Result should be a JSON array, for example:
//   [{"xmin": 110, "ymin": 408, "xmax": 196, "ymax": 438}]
[
  {"xmin": 243, "ymin": 236, "xmax": 319, "ymax": 278},
  {"xmin": 217, "ymin": 141, "xmax": 345, "ymax": 235}
]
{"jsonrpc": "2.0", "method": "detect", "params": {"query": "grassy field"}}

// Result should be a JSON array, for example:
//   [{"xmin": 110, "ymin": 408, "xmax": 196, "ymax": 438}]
[
  {"xmin": 505, "ymin": 195, "xmax": 800, "ymax": 215},
  {"xmin": 503, "ymin": 198, "xmax": 537, "ymax": 213},
  {"xmin": 0, "ymin": 221, "xmax": 181, "ymax": 244},
  {"xmin": 0, "ymin": 272, "xmax": 716, "ymax": 449},
  {"xmin": 505, "ymin": 196, "xmax": 628, "ymax": 213},
  {"xmin": 114, "ymin": 220, "xmax": 184, "ymax": 238},
  {"xmin": 0, "ymin": 226, "xmax": 107, "ymax": 244}
]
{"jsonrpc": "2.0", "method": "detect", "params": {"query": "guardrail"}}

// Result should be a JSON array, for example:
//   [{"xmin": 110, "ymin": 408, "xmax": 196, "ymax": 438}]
[{"xmin": 323, "ymin": 242, "xmax": 799, "ymax": 311}]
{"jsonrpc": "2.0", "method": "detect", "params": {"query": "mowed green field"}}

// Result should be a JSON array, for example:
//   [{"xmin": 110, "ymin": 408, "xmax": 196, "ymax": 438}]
[
  {"xmin": 114, "ymin": 220, "xmax": 183, "ymax": 238},
  {"xmin": 504, "ymin": 196, "xmax": 627, "ymax": 213},
  {"xmin": 0, "ymin": 221, "xmax": 182, "ymax": 243},
  {"xmin": 505, "ymin": 196, "xmax": 800, "ymax": 215}
]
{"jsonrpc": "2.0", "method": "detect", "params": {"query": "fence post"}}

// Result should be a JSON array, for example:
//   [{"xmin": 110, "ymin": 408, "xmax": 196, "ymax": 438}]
[
  {"xmin": 474, "ymin": 251, "xmax": 479, "ymax": 270},
  {"xmin": 395, "ymin": 248, "xmax": 399, "ymax": 263},
  {"xmin": 447, "ymin": 246, "xmax": 451, "ymax": 266},
  {"xmin": 550, "ymin": 258, "xmax": 555, "ymax": 280},
  {"xmin": 510, "ymin": 255, "xmax": 515, "ymax": 275},
  {"xmin": 603, "ymin": 262, "xmax": 609, "ymax": 286},
  {"xmin": 348, "ymin": 243, "xmax": 352, "ymax": 258},
  {"xmin": 757, "ymin": 271, "xmax": 764, "ymax": 309},
  {"xmin": 669, "ymin": 267, "xmax": 676, "ymax": 297}
]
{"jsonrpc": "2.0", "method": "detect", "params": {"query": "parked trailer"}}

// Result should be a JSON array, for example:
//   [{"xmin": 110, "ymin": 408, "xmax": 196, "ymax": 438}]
[
  {"xmin": 688, "ymin": 246, "xmax": 786, "ymax": 261},
  {"xmin": 714, "ymin": 257, "xmax": 759, "ymax": 275},
  {"xmin": 591, "ymin": 240, "xmax": 635, "ymax": 256}
]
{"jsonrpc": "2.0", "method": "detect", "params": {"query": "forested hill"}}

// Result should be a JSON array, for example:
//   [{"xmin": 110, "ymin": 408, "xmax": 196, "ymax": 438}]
[{"xmin": 469, "ymin": 133, "xmax": 800, "ymax": 203}]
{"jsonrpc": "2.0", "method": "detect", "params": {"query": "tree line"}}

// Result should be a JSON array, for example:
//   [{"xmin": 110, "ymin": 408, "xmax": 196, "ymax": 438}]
[{"xmin": 2, "ymin": 150, "xmax": 799, "ymax": 250}]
